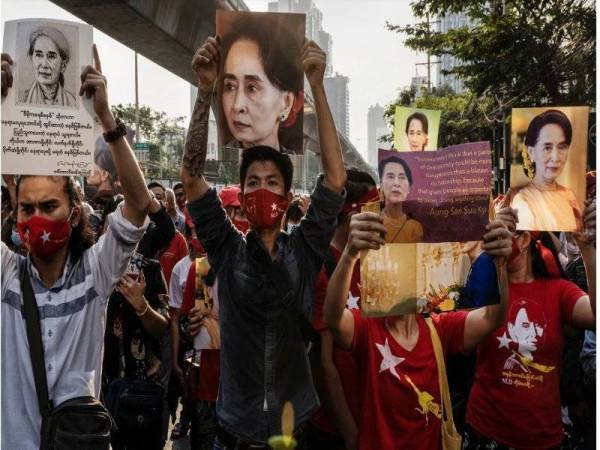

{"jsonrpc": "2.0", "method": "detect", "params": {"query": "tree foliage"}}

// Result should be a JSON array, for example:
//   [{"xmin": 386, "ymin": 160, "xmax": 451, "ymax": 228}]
[
  {"xmin": 111, "ymin": 103, "xmax": 186, "ymax": 179},
  {"xmin": 383, "ymin": 86, "xmax": 496, "ymax": 148},
  {"xmin": 387, "ymin": 0, "xmax": 595, "ymax": 114}
]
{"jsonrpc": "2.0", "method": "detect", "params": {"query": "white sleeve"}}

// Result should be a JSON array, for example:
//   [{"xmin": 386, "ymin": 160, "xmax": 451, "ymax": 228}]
[
  {"xmin": 169, "ymin": 265, "xmax": 183, "ymax": 309},
  {"xmin": 88, "ymin": 203, "xmax": 149, "ymax": 302},
  {"xmin": 1, "ymin": 242, "xmax": 18, "ymax": 298}
]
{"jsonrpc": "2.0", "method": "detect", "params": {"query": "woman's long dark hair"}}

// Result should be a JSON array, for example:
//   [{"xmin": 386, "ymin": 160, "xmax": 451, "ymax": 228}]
[{"xmin": 16, "ymin": 176, "xmax": 95, "ymax": 262}]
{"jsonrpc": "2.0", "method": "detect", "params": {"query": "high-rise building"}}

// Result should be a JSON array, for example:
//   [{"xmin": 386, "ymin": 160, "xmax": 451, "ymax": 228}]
[
  {"xmin": 267, "ymin": 0, "xmax": 333, "ymax": 75},
  {"xmin": 411, "ymin": 76, "xmax": 428, "ymax": 94},
  {"xmin": 324, "ymin": 74, "xmax": 349, "ymax": 138},
  {"xmin": 367, "ymin": 104, "xmax": 387, "ymax": 169},
  {"xmin": 436, "ymin": 12, "xmax": 474, "ymax": 93}
]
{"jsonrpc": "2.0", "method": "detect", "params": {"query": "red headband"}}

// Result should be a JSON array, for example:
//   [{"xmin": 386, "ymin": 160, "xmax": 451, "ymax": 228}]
[
  {"xmin": 341, "ymin": 187, "xmax": 381, "ymax": 215},
  {"xmin": 529, "ymin": 231, "xmax": 561, "ymax": 278}
]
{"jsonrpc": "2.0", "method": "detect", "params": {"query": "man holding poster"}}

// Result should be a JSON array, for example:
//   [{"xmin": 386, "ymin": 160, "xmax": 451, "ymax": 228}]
[
  {"xmin": 1, "ymin": 19, "xmax": 96, "ymax": 176},
  {"xmin": 181, "ymin": 20, "xmax": 346, "ymax": 449},
  {"xmin": 1, "ymin": 44, "xmax": 151, "ymax": 450}
]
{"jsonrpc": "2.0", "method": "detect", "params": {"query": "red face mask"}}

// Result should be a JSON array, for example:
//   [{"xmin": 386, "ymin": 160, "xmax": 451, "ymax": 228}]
[
  {"xmin": 242, "ymin": 189, "xmax": 289, "ymax": 230},
  {"xmin": 232, "ymin": 218, "xmax": 250, "ymax": 235},
  {"xmin": 17, "ymin": 213, "xmax": 72, "ymax": 259}
]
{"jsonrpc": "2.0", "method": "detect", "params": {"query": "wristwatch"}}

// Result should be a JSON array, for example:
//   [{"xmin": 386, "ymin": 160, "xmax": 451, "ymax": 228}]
[{"xmin": 103, "ymin": 117, "xmax": 127, "ymax": 143}]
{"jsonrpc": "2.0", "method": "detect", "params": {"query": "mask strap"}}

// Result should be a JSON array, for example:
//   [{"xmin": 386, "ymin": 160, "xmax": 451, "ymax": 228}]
[{"xmin": 66, "ymin": 208, "xmax": 76, "ymax": 226}]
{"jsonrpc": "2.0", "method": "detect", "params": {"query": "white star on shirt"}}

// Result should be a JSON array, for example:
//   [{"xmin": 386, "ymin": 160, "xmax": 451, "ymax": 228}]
[
  {"xmin": 375, "ymin": 338, "xmax": 404, "ymax": 381},
  {"xmin": 346, "ymin": 293, "xmax": 360, "ymax": 310},
  {"xmin": 271, "ymin": 202, "xmax": 278, "ymax": 212},
  {"xmin": 497, "ymin": 332, "xmax": 511, "ymax": 349},
  {"xmin": 41, "ymin": 230, "xmax": 51, "ymax": 244}
]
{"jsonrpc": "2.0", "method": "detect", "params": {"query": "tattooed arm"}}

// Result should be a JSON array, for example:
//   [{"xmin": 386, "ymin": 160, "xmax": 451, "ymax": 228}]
[{"xmin": 181, "ymin": 37, "xmax": 220, "ymax": 202}]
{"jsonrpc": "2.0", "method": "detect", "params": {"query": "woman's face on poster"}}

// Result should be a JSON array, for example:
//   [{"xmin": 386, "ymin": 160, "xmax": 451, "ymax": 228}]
[
  {"xmin": 527, "ymin": 123, "xmax": 569, "ymax": 184},
  {"xmin": 31, "ymin": 35, "xmax": 66, "ymax": 87},
  {"xmin": 222, "ymin": 39, "xmax": 293, "ymax": 147},
  {"xmin": 381, "ymin": 162, "xmax": 410, "ymax": 204},
  {"xmin": 407, "ymin": 118, "xmax": 428, "ymax": 151}
]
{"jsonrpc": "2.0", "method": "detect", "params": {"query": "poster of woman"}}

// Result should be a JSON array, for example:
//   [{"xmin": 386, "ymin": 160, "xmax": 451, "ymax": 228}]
[
  {"xmin": 1, "ymin": 19, "xmax": 95, "ymax": 176},
  {"xmin": 16, "ymin": 21, "xmax": 79, "ymax": 108},
  {"xmin": 510, "ymin": 106, "xmax": 589, "ymax": 232},
  {"xmin": 216, "ymin": 11, "xmax": 305, "ymax": 154},
  {"xmin": 393, "ymin": 106, "xmax": 441, "ymax": 152}
]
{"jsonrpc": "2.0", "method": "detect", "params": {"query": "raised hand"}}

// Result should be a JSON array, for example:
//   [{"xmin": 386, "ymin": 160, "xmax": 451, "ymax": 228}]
[
  {"xmin": 116, "ymin": 271, "xmax": 148, "ymax": 315},
  {"xmin": 345, "ymin": 212, "xmax": 387, "ymax": 259},
  {"xmin": 192, "ymin": 36, "xmax": 220, "ymax": 92},
  {"xmin": 1, "ymin": 53, "xmax": 13, "ymax": 97},
  {"xmin": 79, "ymin": 44, "xmax": 111, "ymax": 125},
  {"xmin": 574, "ymin": 198, "xmax": 596, "ymax": 248},
  {"xmin": 482, "ymin": 213, "xmax": 514, "ymax": 259},
  {"xmin": 301, "ymin": 40, "xmax": 326, "ymax": 89},
  {"xmin": 494, "ymin": 206, "xmax": 518, "ymax": 233}
]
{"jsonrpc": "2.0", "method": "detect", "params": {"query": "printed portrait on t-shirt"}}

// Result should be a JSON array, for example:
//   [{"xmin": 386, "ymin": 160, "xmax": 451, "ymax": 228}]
[{"xmin": 497, "ymin": 298, "xmax": 555, "ymax": 380}]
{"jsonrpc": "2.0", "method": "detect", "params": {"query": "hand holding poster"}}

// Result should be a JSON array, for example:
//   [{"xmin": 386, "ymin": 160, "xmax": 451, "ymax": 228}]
[
  {"xmin": 360, "ymin": 240, "xmax": 500, "ymax": 317},
  {"xmin": 216, "ymin": 11, "xmax": 305, "ymax": 154},
  {"xmin": 1, "ymin": 19, "xmax": 95, "ymax": 176},
  {"xmin": 393, "ymin": 106, "xmax": 441, "ymax": 151},
  {"xmin": 378, "ymin": 142, "xmax": 492, "ymax": 243},
  {"xmin": 509, "ymin": 106, "xmax": 589, "ymax": 232}
]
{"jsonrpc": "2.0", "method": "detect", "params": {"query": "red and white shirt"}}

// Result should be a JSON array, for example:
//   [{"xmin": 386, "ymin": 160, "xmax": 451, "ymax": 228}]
[
  {"xmin": 352, "ymin": 309, "xmax": 467, "ymax": 450},
  {"xmin": 181, "ymin": 262, "xmax": 220, "ymax": 402},
  {"xmin": 311, "ymin": 246, "xmax": 362, "ymax": 434},
  {"xmin": 467, "ymin": 278, "xmax": 585, "ymax": 449},
  {"xmin": 159, "ymin": 231, "xmax": 188, "ymax": 285}
]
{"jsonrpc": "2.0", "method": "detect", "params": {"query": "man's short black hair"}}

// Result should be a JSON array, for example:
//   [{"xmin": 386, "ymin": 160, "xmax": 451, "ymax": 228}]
[
  {"xmin": 378, "ymin": 156, "xmax": 414, "ymax": 186},
  {"xmin": 285, "ymin": 201, "xmax": 304, "ymax": 223},
  {"xmin": 239, "ymin": 146, "xmax": 294, "ymax": 193},
  {"xmin": 345, "ymin": 167, "xmax": 376, "ymax": 204},
  {"xmin": 338, "ymin": 168, "xmax": 377, "ymax": 221},
  {"xmin": 147, "ymin": 181, "xmax": 165, "ymax": 192},
  {"xmin": 173, "ymin": 182, "xmax": 184, "ymax": 191}
]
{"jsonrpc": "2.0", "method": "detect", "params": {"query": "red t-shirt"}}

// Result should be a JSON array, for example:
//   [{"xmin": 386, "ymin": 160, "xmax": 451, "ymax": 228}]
[
  {"xmin": 159, "ymin": 232, "xmax": 188, "ymax": 285},
  {"xmin": 467, "ymin": 278, "xmax": 585, "ymax": 449},
  {"xmin": 311, "ymin": 247, "xmax": 362, "ymax": 435},
  {"xmin": 352, "ymin": 309, "xmax": 467, "ymax": 450},
  {"xmin": 182, "ymin": 262, "xmax": 220, "ymax": 402}
]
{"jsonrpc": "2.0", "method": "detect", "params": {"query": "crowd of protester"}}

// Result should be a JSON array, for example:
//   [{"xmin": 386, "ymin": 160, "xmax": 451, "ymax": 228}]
[{"xmin": 0, "ymin": 33, "xmax": 596, "ymax": 450}]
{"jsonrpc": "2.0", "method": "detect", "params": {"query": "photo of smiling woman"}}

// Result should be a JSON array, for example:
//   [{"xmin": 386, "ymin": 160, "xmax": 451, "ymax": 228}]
[
  {"xmin": 216, "ymin": 11, "xmax": 305, "ymax": 154},
  {"xmin": 511, "ymin": 108, "xmax": 588, "ymax": 232},
  {"xmin": 18, "ymin": 25, "xmax": 78, "ymax": 108},
  {"xmin": 379, "ymin": 155, "xmax": 424, "ymax": 243}
]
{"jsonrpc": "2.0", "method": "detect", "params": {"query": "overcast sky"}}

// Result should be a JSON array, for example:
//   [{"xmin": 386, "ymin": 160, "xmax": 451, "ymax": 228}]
[{"xmin": 1, "ymin": 0, "xmax": 425, "ymax": 159}]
